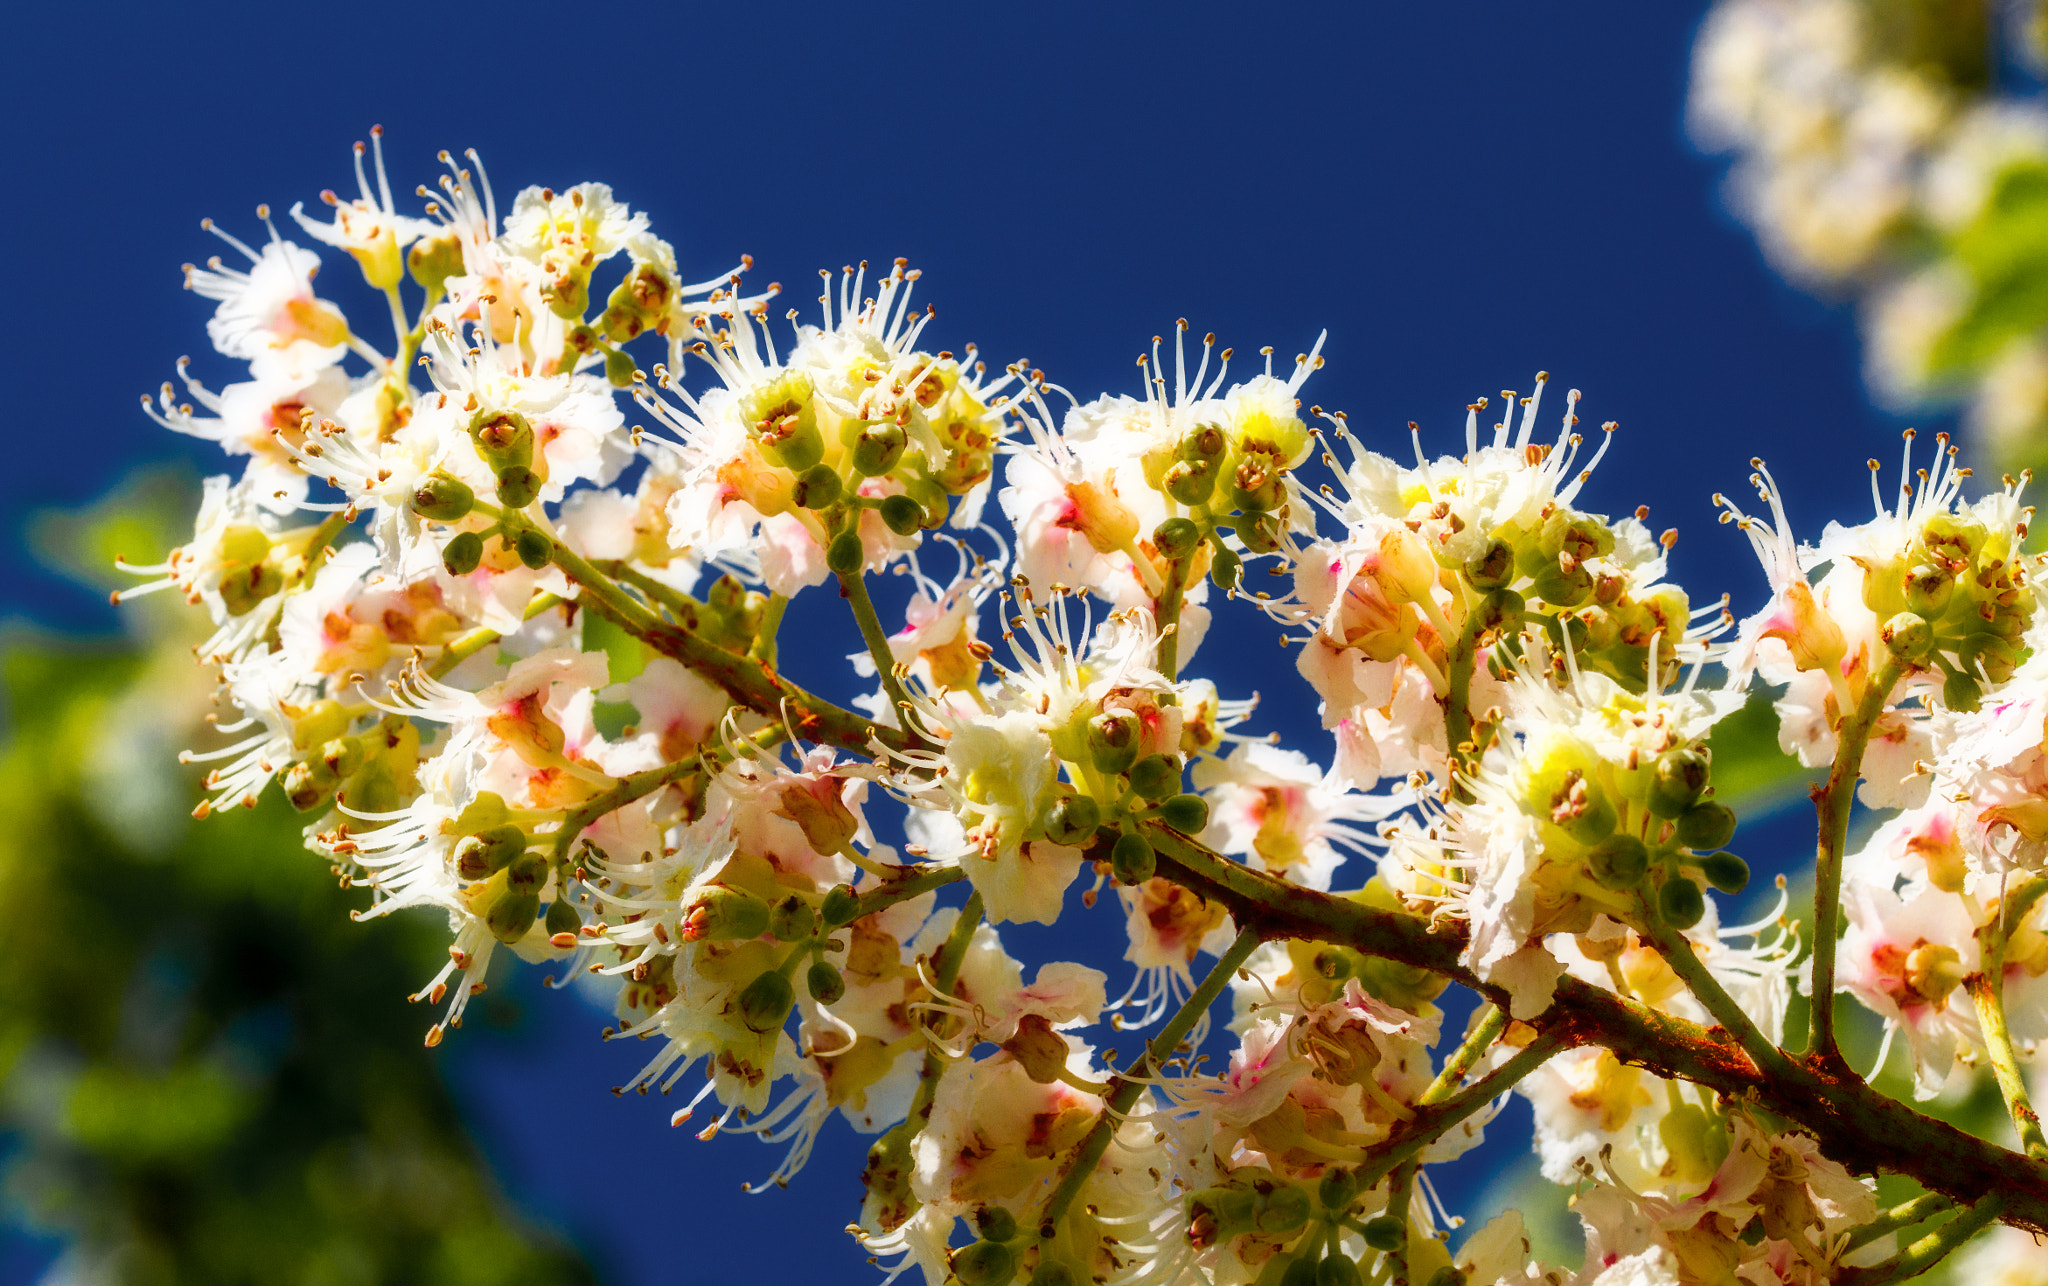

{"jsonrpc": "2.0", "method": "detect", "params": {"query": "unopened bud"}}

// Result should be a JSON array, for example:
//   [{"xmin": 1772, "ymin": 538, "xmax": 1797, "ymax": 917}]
[
  {"xmin": 1111, "ymin": 831, "xmax": 1155, "ymax": 885},
  {"xmin": 603, "ymin": 347, "xmax": 638, "ymax": 388},
  {"xmin": 1903, "ymin": 562, "xmax": 1954, "ymax": 616},
  {"xmin": 544, "ymin": 896, "xmax": 582, "ymax": 940},
  {"xmin": 1658, "ymin": 875, "xmax": 1706, "ymax": 930},
  {"xmin": 497, "ymin": 465, "xmax": 542, "ymax": 510},
  {"xmin": 1882, "ymin": 611, "xmax": 1933, "ymax": 660},
  {"xmin": 851, "ymin": 423, "xmax": 908, "ymax": 477},
  {"xmin": 1279, "ymin": 1259, "xmax": 1320, "ymax": 1286},
  {"xmin": 1210, "ymin": 543, "xmax": 1242, "ymax": 591},
  {"xmin": 1318, "ymin": 1254, "xmax": 1363, "ymax": 1286},
  {"xmin": 1317, "ymin": 1168, "xmax": 1359, "ymax": 1214},
  {"xmin": 1467, "ymin": 536, "xmax": 1515, "ymax": 591},
  {"xmin": 1362, "ymin": 1215, "xmax": 1405, "ymax": 1253},
  {"xmin": 769, "ymin": 894, "xmax": 818, "ymax": 943},
  {"xmin": 975, "ymin": 1206, "xmax": 1018, "ymax": 1243},
  {"xmin": 283, "ymin": 759, "xmax": 334, "ymax": 811},
  {"xmin": 682, "ymin": 883, "xmax": 770, "ymax": 941},
  {"xmin": 1943, "ymin": 667, "xmax": 1984, "ymax": 713},
  {"xmin": 806, "ymin": 958, "xmax": 846, "ymax": 1005},
  {"xmin": 1586, "ymin": 834, "xmax": 1648, "ymax": 889},
  {"xmin": 1163, "ymin": 457, "xmax": 1217, "ymax": 506},
  {"xmin": 411, "ymin": 473, "xmax": 475, "ymax": 522},
  {"xmin": 737, "ymin": 969, "xmax": 796, "ymax": 1034},
  {"xmin": 1029, "ymin": 1263, "xmax": 1077, "ymax": 1286},
  {"xmin": 951, "ymin": 1243, "xmax": 1015, "ymax": 1286},
  {"xmin": 441, "ymin": 530, "xmax": 484, "ymax": 576},
  {"xmin": 1041, "ymin": 792, "xmax": 1102, "ymax": 847},
  {"xmin": 1129, "ymin": 753, "xmax": 1181, "ymax": 802},
  {"xmin": 1238, "ymin": 512, "xmax": 1287, "ymax": 555},
  {"xmin": 513, "ymin": 526, "xmax": 551, "ymax": 570},
  {"xmin": 1647, "ymin": 748, "xmax": 1709, "ymax": 819},
  {"xmin": 407, "ymin": 232, "xmax": 464, "ymax": 295},
  {"xmin": 826, "ymin": 529, "xmax": 866, "ymax": 575},
  {"xmin": 821, "ymin": 883, "xmax": 861, "ymax": 928},
  {"xmin": 1675, "ymin": 801, "xmax": 1737, "ymax": 851},
  {"xmin": 878, "ymin": 494, "xmax": 926, "ymax": 537},
  {"xmin": 1698, "ymin": 850, "xmax": 1750, "ymax": 896},
  {"xmin": 1154, "ymin": 517, "xmax": 1201, "ymax": 560},
  {"xmin": 470, "ymin": 410, "xmax": 534, "ymax": 471},
  {"xmin": 1087, "ymin": 710, "xmax": 1142, "ymax": 775},
  {"xmin": 1158, "ymin": 793, "xmax": 1209, "ymax": 834},
  {"xmin": 792, "ymin": 464, "xmax": 841, "ymax": 509},
  {"xmin": 1253, "ymin": 1182, "xmax": 1311, "ymax": 1235},
  {"xmin": 1186, "ymin": 1185, "xmax": 1257, "ymax": 1246}
]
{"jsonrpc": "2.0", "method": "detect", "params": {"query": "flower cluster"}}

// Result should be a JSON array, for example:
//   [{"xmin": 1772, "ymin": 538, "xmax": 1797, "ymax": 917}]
[{"xmin": 128, "ymin": 133, "xmax": 2048, "ymax": 1285}]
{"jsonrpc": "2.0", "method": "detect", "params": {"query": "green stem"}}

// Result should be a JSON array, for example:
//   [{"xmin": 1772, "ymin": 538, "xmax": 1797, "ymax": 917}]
[
  {"xmin": 848, "ymin": 865, "xmax": 965, "ymax": 923},
  {"xmin": 549, "ymin": 753, "xmax": 706, "ymax": 863},
  {"xmin": 1643, "ymin": 913, "xmax": 1797, "ymax": 1081},
  {"xmin": 837, "ymin": 566, "xmax": 913, "ymax": 724},
  {"xmin": 429, "ymin": 592, "xmax": 564, "ymax": 679},
  {"xmin": 1842, "ymin": 1193, "xmax": 1952, "ymax": 1253},
  {"xmin": 1441, "ymin": 599, "xmax": 1491, "ymax": 779},
  {"xmin": 1154, "ymin": 565, "xmax": 1186, "ymax": 682},
  {"xmin": 1837, "ymin": 1193, "xmax": 2007, "ymax": 1286},
  {"xmin": 1423, "ymin": 1005, "xmax": 1506, "ymax": 1104},
  {"xmin": 752, "ymin": 593, "xmax": 788, "ymax": 665},
  {"xmin": 1808, "ymin": 656, "xmax": 1904, "ymax": 1060},
  {"xmin": 1355, "ymin": 1029, "xmax": 1570, "ymax": 1191},
  {"xmin": 1038, "ymin": 927, "xmax": 1264, "ymax": 1237},
  {"xmin": 902, "ymin": 890, "xmax": 986, "ymax": 1126},
  {"xmin": 1976, "ymin": 876, "xmax": 2048, "ymax": 1159},
  {"xmin": 597, "ymin": 560, "xmax": 700, "ymax": 624}
]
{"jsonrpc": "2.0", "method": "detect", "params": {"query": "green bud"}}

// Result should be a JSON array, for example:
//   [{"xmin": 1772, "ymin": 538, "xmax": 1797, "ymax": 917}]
[
  {"xmin": 411, "ymin": 473, "xmax": 475, "ymax": 522},
  {"xmin": 497, "ymin": 465, "xmax": 542, "ymax": 510},
  {"xmin": 806, "ymin": 958, "xmax": 846, "ymax": 1005},
  {"xmin": 851, "ymin": 423, "xmax": 908, "ymax": 477},
  {"xmin": 1658, "ymin": 876, "xmax": 1706, "ymax": 931},
  {"xmin": 1042, "ymin": 792, "xmax": 1102, "ymax": 847},
  {"xmin": 737, "ymin": 969, "xmax": 796, "ymax": 1034},
  {"xmin": 1210, "ymin": 543, "xmax": 1242, "ymax": 591},
  {"xmin": 1087, "ymin": 710, "xmax": 1143, "ymax": 775},
  {"xmin": 1279, "ymin": 1259, "xmax": 1320, "ymax": 1286},
  {"xmin": 485, "ymin": 888, "xmax": 542, "ymax": 944},
  {"xmin": 1882, "ymin": 611, "xmax": 1933, "ymax": 661},
  {"xmin": 442, "ymin": 530, "xmax": 484, "ymax": 576},
  {"xmin": 1252, "ymin": 1182, "xmax": 1311, "ymax": 1235},
  {"xmin": 1466, "ymin": 537, "xmax": 1516, "ymax": 591},
  {"xmin": 1129, "ymin": 753, "xmax": 1182, "ymax": 802},
  {"xmin": 1478, "ymin": 587, "xmax": 1526, "ymax": 635},
  {"xmin": 283, "ymin": 760, "xmax": 334, "ymax": 812},
  {"xmin": 826, "ymin": 529, "xmax": 866, "ymax": 576},
  {"xmin": 1180, "ymin": 424, "xmax": 1228, "ymax": 461},
  {"xmin": 1698, "ymin": 850, "xmax": 1750, "ymax": 896},
  {"xmin": 951, "ymin": 1239, "xmax": 1014, "ymax": 1285},
  {"xmin": 793, "ymin": 464, "xmax": 841, "ymax": 510},
  {"xmin": 505, "ymin": 851, "xmax": 549, "ymax": 895},
  {"xmin": 513, "ymin": 526, "xmax": 552, "ymax": 570},
  {"xmin": 1187, "ymin": 1185, "xmax": 1257, "ymax": 1242},
  {"xmin": 1362, "ymin": 1215, "xmax": 1406, "ymax": 1253},
  {"xmin": 1944, "ymin": 667, "xmax": 1984, "ymax": 713},
  {"xmin": 454, "ymin": 824, "xmax": 528, "ymax": 881},
  {"xmin": 470, "ymin": 410, "xmax": 534, "ymax": 471},
  {"xmin": 1317, "ymin": 1255, "xmax": 1363, "ymax": 1286},
  {"xmin": 879, "ymin": 494, "xmax": 926, "ymax": 537},
  {"xmin": 1309, "ymin": 946, "xmax": 1354, "ymax": 981},
  {"xmin": 821, "ymin": 883, "xmax": 861, "ymax": 928},
  {"xmin": 220, "ymin": 559, "xmax": 284, "ymax": 616},
  {"xmin": 684, "ymin": 883, "xmax": 771, "ymax": 941},
  {"xmin": 1675, "ymin": 801, "xmax": 1737, "ymax": 851},
  {"xmin": 603, "ymin": 347, "xmax": 638, "ymax": 388},
  {"xmin": 1110, "ymin": 831, "xmax": 1156, "ymax": 885},
  {"xmin": 407, "ymin": 232, "xmax": 464, "ymax": 296},
  {"xmin": 1029, "ymin": 1264, "xmax": 1077, "ymax": 1286},
  {"xmin": 1647, "ymin": 748, "xmax": 1710, "ymax": 819},
  {"xmin": 1530, "ymin": 555, "xmax": 1594, "ymax": 608},
  {"xmin": 975, "ymin": 1206, "xmax": 1018, "ymax": 1243},
  {"xmin": 1159, "ymin": 793, "xmax": 1210, "ymax": 834},
  {"xmin": 545, "ymin": 896, "xmax": 582, "ymax": 940},
  {"xmin": 1586, "ymin": 834, "xmax": 1649, "ymax": 889},
  {"xmin": 769, "ymin": 894, "xmax": 818, "ymax": 943},
  {"xmin": 1153, "ymin": 517, "xmax": 1201, "ymax": 561},
  {"xmin": 1317, "ymin": 1169, "xmax": 1359, "ymax": 1214},
  {"xmin": 1903, "ymin": 562, "xmax": 1954, "ymax": 616},
  {"xmin": 1540, "ymin": 510, "xmax": 1615, "ymax": 563},
  {"xmin": 1163, "ymin": 457, "xmax": 1217, "ymax": 507}
]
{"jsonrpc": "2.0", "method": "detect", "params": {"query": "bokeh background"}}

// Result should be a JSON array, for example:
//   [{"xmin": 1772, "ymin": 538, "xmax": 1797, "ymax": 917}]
[{"xmin": 3, "ymin": 2, "xmax": 2031, "ymax": 1283}]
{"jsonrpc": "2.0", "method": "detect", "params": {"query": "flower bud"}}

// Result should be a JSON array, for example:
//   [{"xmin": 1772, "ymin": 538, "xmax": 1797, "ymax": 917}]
[
  {"xmin": 455, "ymin": 824, "xmax": 528, "ymax": 881},
  {"xmin": 283, "ymin": 760, "xmax": 334, "ymax": 812},
  {"xmin": 741, "ymin": 372, "xmax": 823, "ymax": 472},
  {"xmin": 603, "ymin": 348, "xmax": 638, "ymax": 388},
  {"xmin": 1881, "ymin": 611, "xmax": 1933, "ymax": 661},
  {"xmin": 792, "ymin": 464, "xmax": 841, "ymax": 510},
  {"xmin": 1087, "ymin": 710, "xmax": 1142, "ymax": 775},
  {"xmin": 1128, "ymin": 753, "xmax": 1181, "ymax": 802},
  {"xmin": 1279, "ymin": 1259, "xmax": 1319, "ymax": 1286},
  {"xmin": 1210, "ymin": 543, "xmax": 1243, "ymax": 591},
  {"xmin": 1362, "ymin": 1216, "xmax": 1405, "ymax": 1253},
  {"xmin": 975, "ymin": 1206, "xmax": 1018, "ymax": 1243},
  {"xmin": 738, "ymin": 969, "xmax": 796, "ymax": 1034},
  {"xmin": 1163, "ymin": 457, "xmax": 1217, "ymax": 506},
  {"xmin": 485, "ymin": 887, "xmax": 542, "ymax": 944},
  {"xmin": 817, "ymin": 886, "xmax": 861, "ymax": 932},
  {"xmin": 1158, "ymin": 793, "xmax": 1210, "ymax": 834},
  {"xmin": 769, "ymin": 894, "xmax": 818, "ymax": 943},
  {"xmin": 470, "ymin": 410, "xmax": 534, "ymax": 471},
  {"xmin": 1186, "ymin": 1186, "xmax": 1257, "ymax": 1246},
  {"xmin": 806, "ymin": 958, "xmax": 846, "ymax": 1005},
  {"xmin": 1317, "ymin": 1168, "xmax": 1359, "ymax": 1214},
  {"xmin": 682, "ymin": 883, "xmax": 770, "ymax": 941},
  {"xmin": 1586, "ymin": 834, "xmax": 1648, "ymax": 890},
  {"xmin": 1466, "ymin": 536, "xmax": 1515, "ymax": 591},
  {"xmin": 1658, "ymin": 875, "xmax": 1705, "ymax": 931},
  {"xmin": 851, "ymin": 423, "xmax": 908, "ymax": 477},
  {"xmin": 411, "ymin": 473, "xmax": 475, "ymax": 522},
  {"xmin": 879, "ymin": 494, "xmax": 926, "ymax": 537},
  {"xmin": 1253, "ymin": 1183, "xmax": 1311, "ymax": 1235},
  {"xmin": 826, "ymin": 529, "xmax": 866, "ymax": 576},
  {"xmin": 513, "ymin": 527, "xmax": 552, "ymax": 570},
  {"xmin": 1675, "ymin": 801, "xmax": 1737, "ymax": 851},
  {"xmin": 1238, "ymin": 512, "xmax": 1287, "ymax": 555},
  {"xmin": 1698, "ymin": 850, "xmax": 1750, "ymax": 896},
  {"xmin": 1646, "ymin": 748, "xmax": 1709, "ymax": 819},
  {"xmin": 1180, "ymin": 424, "xmax": 1229, "ymax": 462},
  {"xmin": 1943, "ymin": 667, "xmax": 1984, "ymax": 713},
  {"xmin": 1001, "ymin": 1013, "xmax": 1071, "ymax": 1084},
  {"xmin": 1318, "ymin": 1254, "xmax": 1363, "ymax": 1286},
  {"xmin": 1041, "ymin": 792, "xmax": 1101, "ymax": 847},
  {"xmin": 497, "ymin": 465, "xmax": 542, "ymax": 510},
  {"xmin": 544, "ymin": 896, "xmax": 582, "ymax": 942},
  {"xmin": 407, "ymin": 232, "xmax": 464, "ymax": 296},
  {"xmin": 219, "ymin": 560, "xmax": 284, "ymax": 616},
  {"xmin": 1153, "ymin": 518, "xmax": 1202, "ymax": 562},
  {"xmin": 1110, "ymin": 831, "xmax": 1156, "ymax": 885},
  {"xmin": 1028, "ymin": 1263, "xmax": 1077, "ymax": 1286},
  {"xmin": 442, "ymin": 530, "xmax": 484, "ymax": 576},
  {"xmin": 1530, "ymin": 555, "xmax": 1594, "ymax": 608}
]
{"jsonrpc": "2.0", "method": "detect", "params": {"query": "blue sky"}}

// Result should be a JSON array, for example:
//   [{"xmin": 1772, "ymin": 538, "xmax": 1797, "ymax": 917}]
[{"xmin": 0, "ymin": 2, "xmax": 1934, "ymax": 1282}]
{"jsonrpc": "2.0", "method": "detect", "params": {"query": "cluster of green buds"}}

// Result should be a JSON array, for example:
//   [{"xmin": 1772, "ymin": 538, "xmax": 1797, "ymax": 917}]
[
  {"xmin": 281, "ymin": 706, "xmax": 419, "ymax": 821},
  {"xmin": 443, "ymin": 790, "xmax": 573, "ymax": 946},
  {"xmin": 681, "ymin": 850, "xmax": 846, "ymax": 1035},
  {"xmin": 1044, "ymin": 707, "xmax": 1209, "ymax": 886},
  {"xmin": 1138, "ymin": 391, "xmax": 1318, "ymax": 591},
  {"xmin": 1186, "ymin": 1166, "xmax": 1457, "ymax": 1286},
  {"xmin": 1517, "ymin": 733, "xmax": 1745, "ymax": 935},
  {"xmin": 946, "ymin": 1206, "xmax": 1087, "ymax": 1286},
  {"xmin": 1866, "ymin": 506, "xmax": 2036, "ymax": 710}
]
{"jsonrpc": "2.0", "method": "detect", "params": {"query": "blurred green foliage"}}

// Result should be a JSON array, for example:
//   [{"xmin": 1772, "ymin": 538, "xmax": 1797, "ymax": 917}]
[{"xmin": 0, "ymin": 478, "xmax": 599, "ymax": 1284}]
